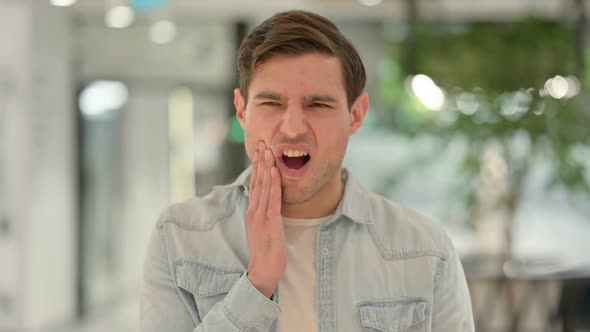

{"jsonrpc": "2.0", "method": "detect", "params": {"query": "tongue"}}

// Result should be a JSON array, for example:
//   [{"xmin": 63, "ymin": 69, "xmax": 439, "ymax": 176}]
[{"xmin": 283, "ymin": 156, "xmax": 307, "ymax": 169}]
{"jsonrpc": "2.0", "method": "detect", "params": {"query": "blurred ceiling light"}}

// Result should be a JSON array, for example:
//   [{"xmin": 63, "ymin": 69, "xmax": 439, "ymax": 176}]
[
  {"xmin": 105, "ymin": 5, "xmax": 134, "ymax": 28},
  {"xmin": 544, "ymin": 75, "xmax": 569, "ymax": 100},
  {"xmin": 50, "ymin": 0, "xmax": 77, "ymax": 6},
  {"xmin": 565, "ymin": 76, "xmax": 581, "ymax": 98},
  {"xmin": 550, "ymin": 75, "xmax": 568, "ymax": 99},
  {"xmin": 410, "ymin": 74, "xmax": 445, "ymax": 111},
  {"xmin": 543, "ymin": 78, "xmax": 552, "ymax": 94},
  {"xmin": 150, "ymin": 20, "xmax": 177, "ymax": 44},
  {"xmin": 79, "ymin": 80, "xmax": 128, "ymax": 118},
  {"xmin": 456, "ymin": 92, "xmax": 479, "ymax": 115},
  {"xmin": 359, "ymin": 0, "xmax": 382, "ymax": 6}
]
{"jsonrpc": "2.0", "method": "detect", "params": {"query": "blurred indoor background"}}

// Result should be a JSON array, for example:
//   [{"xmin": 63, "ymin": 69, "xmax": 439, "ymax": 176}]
[{"xmin": 1, "ymin": 0, "xmax": 589, "ymax": 331}]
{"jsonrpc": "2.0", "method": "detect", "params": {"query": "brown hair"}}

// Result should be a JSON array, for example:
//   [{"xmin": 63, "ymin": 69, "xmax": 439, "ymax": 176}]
[{"xmin": 237, "ymin": 10, "xmax": 366, "ymax": 109}]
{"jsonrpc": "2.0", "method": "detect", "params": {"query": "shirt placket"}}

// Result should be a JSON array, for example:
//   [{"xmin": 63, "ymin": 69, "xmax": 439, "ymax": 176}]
[{"xmin": 316, "ymin": 222, "xmax": 337, "ymax": 332}]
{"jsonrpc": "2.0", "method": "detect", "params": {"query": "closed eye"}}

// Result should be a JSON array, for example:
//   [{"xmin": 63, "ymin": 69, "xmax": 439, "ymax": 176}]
[
  {"xmin": 260, "ymin": 101, "xmax": 282, "ymax": 107},
  {"xmin": 309, "ymin": 103, "xmax": 332, "ymax": 109}
]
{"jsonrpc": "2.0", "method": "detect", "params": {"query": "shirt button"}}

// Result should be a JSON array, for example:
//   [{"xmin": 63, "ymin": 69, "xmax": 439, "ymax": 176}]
[
  {"xmin": 321, "ymin": 247, "xmax": 329, "ymax": 256},
  {"xmin": 321, "ymin": 307, "xmax": 330, "ymax": 319}
]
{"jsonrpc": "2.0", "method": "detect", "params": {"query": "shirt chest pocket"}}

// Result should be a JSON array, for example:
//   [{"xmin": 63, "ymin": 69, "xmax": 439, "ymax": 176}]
[
  {"xmin": 358, "ymin": 297, "xmax": 427, "ymax": 332},
  {"xmin": 176, "ymin": 261, "xmax": 242, "ymax": 319}
]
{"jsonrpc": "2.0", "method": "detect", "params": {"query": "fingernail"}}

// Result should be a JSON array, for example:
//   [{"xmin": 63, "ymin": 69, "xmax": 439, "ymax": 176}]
[
  {"xmin": 258, "ymin": 141, "xmax": 264, "ymax": 151},
  {"xmin": 265, "ymin": 149, "xmax": 271, "ymax": 161},
  {"xmin": 252, "ymin": 151, "xmax": 258, "ymax": 162}
]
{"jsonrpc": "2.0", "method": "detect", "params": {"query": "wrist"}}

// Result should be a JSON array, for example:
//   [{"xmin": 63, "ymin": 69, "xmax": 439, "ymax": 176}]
[{"xmin": 246, "ymin": 271, "xmax": 277, "ymax": 299}]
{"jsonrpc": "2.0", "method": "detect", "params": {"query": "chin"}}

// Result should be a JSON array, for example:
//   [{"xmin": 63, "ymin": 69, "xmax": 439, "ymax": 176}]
[{"xmin": 281, "ymin": 187, "xmax": 313, "ymax": 205}]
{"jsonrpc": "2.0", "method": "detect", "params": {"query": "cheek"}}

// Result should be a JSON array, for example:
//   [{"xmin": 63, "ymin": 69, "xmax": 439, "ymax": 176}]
[
  {"xmin": 314, "ymin": 117, "xmax": 350, "ymax": 147},
  {"xmin": 243, "ymin": 132, "xmax": 258, "ymax": 161},
  {"xmin": 242, "ymin": 115, "xmax": 273, "ymax": 160}
]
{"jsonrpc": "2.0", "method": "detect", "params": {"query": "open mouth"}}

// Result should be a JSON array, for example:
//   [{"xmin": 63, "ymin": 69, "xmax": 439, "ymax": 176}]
[{"xmin": 282, "ymin": 150, "xmax": 311, "ymax": 170}]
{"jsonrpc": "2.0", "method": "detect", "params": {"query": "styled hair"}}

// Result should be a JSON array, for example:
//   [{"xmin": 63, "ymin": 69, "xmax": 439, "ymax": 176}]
[{"xmin": 237, "ymin": 10, "xmax": 366, "ymax": 109}]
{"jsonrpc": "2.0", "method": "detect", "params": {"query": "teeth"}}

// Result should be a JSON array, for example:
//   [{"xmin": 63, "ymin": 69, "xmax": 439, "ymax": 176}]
[{"xmin": 282, "ymin": 150, "xmax": 308, "ymax": 157}]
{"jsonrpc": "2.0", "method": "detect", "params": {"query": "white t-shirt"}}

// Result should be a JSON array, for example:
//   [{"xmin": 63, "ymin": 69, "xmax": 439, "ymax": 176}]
[{"xmin": 277, "ymin": 215, "xmax": 333, "ymax": 332}]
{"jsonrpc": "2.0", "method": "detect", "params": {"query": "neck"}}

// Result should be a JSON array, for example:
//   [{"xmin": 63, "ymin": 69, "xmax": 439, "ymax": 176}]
[{"xmin": 281, "ymin": 168, "xmax": 344, "ymax": 219}]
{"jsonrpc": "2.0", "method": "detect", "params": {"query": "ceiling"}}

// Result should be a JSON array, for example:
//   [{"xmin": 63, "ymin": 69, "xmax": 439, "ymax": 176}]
[{"xmin": 68, "ymin": 0, "xmax": 583, "ymax": 22}]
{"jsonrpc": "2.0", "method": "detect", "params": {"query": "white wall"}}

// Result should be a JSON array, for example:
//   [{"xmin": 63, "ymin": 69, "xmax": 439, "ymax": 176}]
[
  {"xmin": 0, "ymin": 0, "xmax": 77, "ymax": 329},
  {"xmin": 74, "ymin": 17, "xmax": 234, "ymax": 317},
  {"xmin": 0, "ymin": 1, "xmax": 32, "ymax": 329}
]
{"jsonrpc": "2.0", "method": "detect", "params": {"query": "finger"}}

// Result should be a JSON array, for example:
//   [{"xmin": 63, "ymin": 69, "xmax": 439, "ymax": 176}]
[
  {"xmin": 267, "ymin": 166, "xmax": 281, "ymax": 218},
  {"xmin": 249, "ymin": 150, "xmax": 258, "ymax": 193},
  {"xmin": 250, "ymin": 150, "xmax": 262, "ymax": 210},
  {"xmin": 258, "ymin": 149, "xmax": 273, "ymax": 215},
  {"xmin": 248, "ymin": 152, "xmax": 258, "ymax": 212},
  {"xmin": 254, "ymin": 142, "xmax": 266, "ymax": 208},
  {"xmin": 258, "ymin": 141, "xmax": 266, "ymax": 159}
]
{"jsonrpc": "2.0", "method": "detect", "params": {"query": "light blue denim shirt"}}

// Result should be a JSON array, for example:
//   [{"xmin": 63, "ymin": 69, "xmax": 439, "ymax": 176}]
[{"xmin": 140, "ymin": 167, "xmax": 475, "ymax": 331}]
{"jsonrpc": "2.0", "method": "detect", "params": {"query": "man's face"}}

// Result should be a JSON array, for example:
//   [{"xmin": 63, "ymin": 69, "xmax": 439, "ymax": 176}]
[{"xmin": 235, "ymin": 53, "xmax": 368, "ymax": 205}]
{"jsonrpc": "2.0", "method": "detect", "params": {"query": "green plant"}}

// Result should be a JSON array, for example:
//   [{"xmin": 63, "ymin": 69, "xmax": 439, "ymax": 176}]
[{"xmin": 377, "ymin": 18, "xmax": 590, "ymax": 231}]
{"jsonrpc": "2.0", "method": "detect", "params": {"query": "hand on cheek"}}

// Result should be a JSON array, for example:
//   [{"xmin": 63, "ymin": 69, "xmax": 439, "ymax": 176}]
[{"xmin": 245, "ymin": 140, "xmax": 286, "ymax": 299}]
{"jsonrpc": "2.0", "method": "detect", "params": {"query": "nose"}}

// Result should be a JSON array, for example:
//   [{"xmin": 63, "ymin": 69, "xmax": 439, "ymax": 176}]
[{"xmin": 279, "ymin": 106, "xmax": 308, "ymax": 138}]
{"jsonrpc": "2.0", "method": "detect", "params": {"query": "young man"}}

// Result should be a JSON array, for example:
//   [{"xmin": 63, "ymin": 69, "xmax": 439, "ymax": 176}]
[{"xmin": 140, "ymin": 10, "xmax": 474, "ymax": 332}]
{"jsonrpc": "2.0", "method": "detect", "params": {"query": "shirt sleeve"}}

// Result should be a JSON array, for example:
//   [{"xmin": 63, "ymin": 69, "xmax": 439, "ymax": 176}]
[
  {"xmin": 431, "ymin": 231, "xmax": 476, "ymax": 331},
  {"xmin": 140, "ymin": 215, "xmax": 281, "ymax": 332}
]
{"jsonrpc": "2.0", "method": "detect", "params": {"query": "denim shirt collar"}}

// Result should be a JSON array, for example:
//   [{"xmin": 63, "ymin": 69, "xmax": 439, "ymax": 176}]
[{"xmin": 219, "ymin": 166, "xmax": 373, "ymax": 225}]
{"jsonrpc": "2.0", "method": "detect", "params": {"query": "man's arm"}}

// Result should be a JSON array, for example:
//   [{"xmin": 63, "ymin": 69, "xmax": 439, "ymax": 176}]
[
  {"xmin": 431, "ymin": 233, "xmax": 475, "ymax": 331},
  {"xmin": 141, "ymin": 142, "xmax": 285, "ymax": 331},
  {"xmin": 139, "ymin": 219, "xmax": 281, "ymax": 331}
]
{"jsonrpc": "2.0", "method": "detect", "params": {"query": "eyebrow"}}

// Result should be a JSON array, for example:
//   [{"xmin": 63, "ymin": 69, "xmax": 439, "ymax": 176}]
[
  {"xmin": 253, "ymin": 92, "xmax": 286, "ymax": 101},
  {"xmin": 302, "ymin": 95, "xmax": 337, "ymax": 104},
  {"xmin": 253, "ymin": 92, "xmax": 337, "ymax": 104}
]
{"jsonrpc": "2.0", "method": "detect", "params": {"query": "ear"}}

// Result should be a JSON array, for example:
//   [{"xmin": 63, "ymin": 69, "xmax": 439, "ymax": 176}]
[
  {"xmin": 234, "ymin": 88, "xmax": 246, "ymax": 129},
  {"xmin": 349, "ymin": 93, "xmax": 369, "ymax": 136}
]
